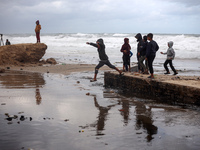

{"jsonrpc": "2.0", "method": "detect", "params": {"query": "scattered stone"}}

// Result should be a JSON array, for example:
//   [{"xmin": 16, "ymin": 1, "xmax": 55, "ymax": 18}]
[
  {"xmin": 20, "ymin": 68, "xmax": 23, "ymax": 70},
  {"xmin": 5, "ymin": 113, "xmax": 9, "ymax": 117},
  {"xmin": 86, "ymin": 92, "xmax": 90, "ymax": 96},
  {"xmin": 18, "ymin": 112, "xmax": 24, "ymax": 114},
  {"xmin": 7, "ymin": 67, "xmax": 10, "ymax": 69},
  {"xmin": 6, "ymin": 117, "xmax": 13, "ymax": 121},
  {"xmin": 7, "ymin": 122, "xmax": 13, "ymax": 125},
  {"xmin": 30, "ymin": 117, "xmax": 32, "ymax": 121},
  {"xmin": 77, "ymin": 81, "xmax": 80, "ymax": 84},
  {"xmin": 1, "ymin": 103, "xmax": 6, "ymax": 105},
  {"xmin": 46, "ymin": 58, "xmax": 57, "ymax": 64},
  {"xmin": 0, "ymin": 68, "xmax": 5, "ymax": 73},
  {"xmin": 13, "ymin": 115, "xmax": 18, "ymax": 119},
  {"xmin": 20, "ymin": 115, "xmax": 25, "ymax": 121},
  {"xmin": 64, "ymin": 119, "xmax": 69, "ymax": 122}
]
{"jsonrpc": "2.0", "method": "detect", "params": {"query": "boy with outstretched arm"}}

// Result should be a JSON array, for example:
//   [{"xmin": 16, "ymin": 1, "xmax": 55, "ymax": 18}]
[
  {"xmin": 86, "ymin": 38, "xmax": 122, "ymax": 82},
  {"xmin": 145, "ymin": 33, "xmax": 159, "ymax": 79},
  {"xmin": 160, "ymin": 41, "xmax": 178, "ymax": 75}
]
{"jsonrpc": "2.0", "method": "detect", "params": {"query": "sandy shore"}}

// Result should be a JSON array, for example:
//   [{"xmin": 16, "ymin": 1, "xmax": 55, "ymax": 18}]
[
  {"xmin": 0, "ymin": 63, "xmax": 200, "ymax": 89},
  {"xmin": 0, "ymin": 63, "xmax": 110, "ymax": 75}
]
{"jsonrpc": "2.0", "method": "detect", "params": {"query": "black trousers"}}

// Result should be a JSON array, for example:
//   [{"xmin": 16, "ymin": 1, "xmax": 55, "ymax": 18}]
[
  {"xmin": 95, "ymin": 60, "xmax": 116, "ymax": 74},
  {"xmin": 147, "ymin": 55, "xmax": 155, "ymax": 74},
  {"xmin": 164, "ymin": 59, "xmax": 176, "ymax": 73}
]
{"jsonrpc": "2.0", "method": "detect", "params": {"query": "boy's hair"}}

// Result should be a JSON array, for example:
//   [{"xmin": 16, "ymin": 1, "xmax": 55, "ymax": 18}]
[
  {"xmin": 147, "ymin": 33, "xmax": 153, "ymax": 39},
  {"xmin": 143, "ymin": 36, "xmax": 147, "ymax": 42}
]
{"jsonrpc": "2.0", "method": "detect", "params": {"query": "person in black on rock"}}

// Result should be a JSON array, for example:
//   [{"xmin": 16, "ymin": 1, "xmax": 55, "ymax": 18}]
[
  {"xmin": 138, "ymin": 35, "xmax": 149, "ymax": 74},
  {"xmin": 135, "ymin": 33, "xmax": 143, "ymax": 73}
]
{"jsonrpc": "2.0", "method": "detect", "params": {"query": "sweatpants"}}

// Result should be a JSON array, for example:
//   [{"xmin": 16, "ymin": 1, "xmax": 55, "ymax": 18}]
[{"xmin": 164, "ymin": 59, "xmax": 176, "ymax": 73}]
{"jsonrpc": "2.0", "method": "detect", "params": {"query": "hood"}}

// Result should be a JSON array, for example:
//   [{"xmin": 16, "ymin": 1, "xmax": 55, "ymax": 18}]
[
  {"xmin": 124, "ymin": 38, "xmax": 129, "ymax": 44},
  {"xmin": 168, "ymin": 41, "xmax": 173, "ymax": 48},
  {"xmin": 97, "ymin": 38, "xmax": 104, "ymax": 46},
  {"xmin": 135, "ymin": 33, "xmax": 142, "ymax": 42}
]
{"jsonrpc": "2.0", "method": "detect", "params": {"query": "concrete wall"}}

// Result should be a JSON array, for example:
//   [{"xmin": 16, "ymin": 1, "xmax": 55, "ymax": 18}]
[{"xmin": 104, "ymin": 72, "xmax": 200, "ymax": 106}]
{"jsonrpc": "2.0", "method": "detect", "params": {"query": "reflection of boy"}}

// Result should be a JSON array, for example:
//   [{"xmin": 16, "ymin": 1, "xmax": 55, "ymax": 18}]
[
  {"xmin": 160, "ymin": 41, "xmax": 178, "ymax": 75},
  {"xmin": 146, "ymin": 33, "xmax": 159, "ymax": 79},
  {"xmin": 35, "ymin": 20, "xmax": 41, "ymax": 43},
  {"xmin": 86, "ymin": 38, "xmax": 122, "ymax": 82}
]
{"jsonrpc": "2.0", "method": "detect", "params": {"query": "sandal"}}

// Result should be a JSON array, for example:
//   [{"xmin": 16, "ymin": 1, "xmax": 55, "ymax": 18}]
[{"xmin": 90, "ymin": 79, "xmax": 97, "ymax": 82}]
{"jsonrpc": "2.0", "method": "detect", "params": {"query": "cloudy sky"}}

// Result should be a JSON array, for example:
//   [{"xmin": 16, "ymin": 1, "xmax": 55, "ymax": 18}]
[{"xmin": 0, "ymin": 0, "xmax": 200, "ymax": 34}]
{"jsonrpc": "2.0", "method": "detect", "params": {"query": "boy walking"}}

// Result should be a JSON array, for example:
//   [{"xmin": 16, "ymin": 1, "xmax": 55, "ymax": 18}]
[
  {"xmin": 86, "ymin": 39, "xmax": 122, "ymax": 82},
  {"xmin": 145, "ymin": 33, "xmax": 159, "ymax": 79},
  {"xmin": 160, "ymin": 41, "xmax": 178, "ymax": 75}
]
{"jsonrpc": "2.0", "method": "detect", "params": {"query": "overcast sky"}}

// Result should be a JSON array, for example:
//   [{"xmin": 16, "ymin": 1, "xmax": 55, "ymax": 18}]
[{"xmin": 0, "ymin": 0, "xmax": 200, "ymax": 34}]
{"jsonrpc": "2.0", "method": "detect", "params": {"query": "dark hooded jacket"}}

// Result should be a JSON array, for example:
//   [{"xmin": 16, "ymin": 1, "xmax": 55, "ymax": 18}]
[
  {"xmin": 89, "ymin": 39, "xmax": 109, "ymax": 60},
  {"xmin": 135, "ymin": 33, "xmax": 143, "ymax": 53},
  {"xmin": 121, "ymin": 38, "xmax": 131, "ymax": 55}
]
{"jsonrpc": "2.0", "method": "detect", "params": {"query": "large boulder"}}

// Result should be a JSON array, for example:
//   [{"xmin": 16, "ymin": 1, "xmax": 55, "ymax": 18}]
[{"xmin": 0, "ymin": 43, "xmax": 47, "ymax": 65}]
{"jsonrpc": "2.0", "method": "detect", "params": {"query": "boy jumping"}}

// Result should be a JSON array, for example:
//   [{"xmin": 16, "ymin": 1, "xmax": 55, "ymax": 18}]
[{"xmin": 86, "ymin": 39, "xmax": 122, "ymax": 82}]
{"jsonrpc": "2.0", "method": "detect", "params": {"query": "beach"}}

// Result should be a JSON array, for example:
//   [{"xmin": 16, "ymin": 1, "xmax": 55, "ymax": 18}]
[
  {"xmin": 0, "ymin": 33, "xmax": 200, "ymax": 149},
  {"xmin": 0, "ymin": 63, "xmax": 200, "ymax": 150}
]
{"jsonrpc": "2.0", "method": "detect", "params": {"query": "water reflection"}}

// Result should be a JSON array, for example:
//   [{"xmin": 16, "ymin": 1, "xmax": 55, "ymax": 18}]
[
  {"xmin": 0, "ymin": 70, "xmax": 45, "ymax": 89},
  {"xmin": 0, "ymin": 70, "xmax": 45, "ymax": 105},
  {"xmin": 135, "ymin": 102, "xmax": 158, "ymax": 142},
  {"xmin": 90, "ymin": 93, "xmax": 158, "ymax": 142},
  {"xmin": 92, "ymin": 96, "xmax": 117, "ymax": 136},
  {"xmin": 35, "ymin": 86, "xmax": 42, "ymax": 105},
  {"xmin": 118, "ymin": 99, "xmax": 130, "ymax": 126}
]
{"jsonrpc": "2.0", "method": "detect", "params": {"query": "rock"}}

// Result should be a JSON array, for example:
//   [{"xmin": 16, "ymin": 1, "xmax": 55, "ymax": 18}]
[
  {"xmin": 0, "ymin": 43, "xmax": 47, "ymax": 65},
  {"xmin": 46, "ymin": 58, "xmax": 57, "ymax": 64},
  {"xmin": 86, "ymin": 92, "xmax": 90, "ymax": 96},
  {"xmin": 0, "ymin": 69, "xmax": 5, "ymax": 73}
]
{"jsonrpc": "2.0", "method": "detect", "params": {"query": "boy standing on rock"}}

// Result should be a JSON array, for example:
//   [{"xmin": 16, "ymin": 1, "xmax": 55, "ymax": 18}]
[
  {"xmin": 145, "ymin": 33, "xmax": 159, "ymax": 79},
  {"xmin": 160, "ymin": 41, "xmax": 178, "ymax": 75},
  {"xmin": 35, "ymin": 20, "xmax": 41, "ymax": 43},
  {"xmin": 86, "ymin": 38, "xmax": 122, "ymax": 82}
]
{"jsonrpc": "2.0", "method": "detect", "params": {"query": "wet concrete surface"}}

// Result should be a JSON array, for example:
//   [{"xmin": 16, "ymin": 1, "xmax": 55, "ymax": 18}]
[{"xmin": 0, "ymin": 70, "xmax": 200, "ymax": 150}]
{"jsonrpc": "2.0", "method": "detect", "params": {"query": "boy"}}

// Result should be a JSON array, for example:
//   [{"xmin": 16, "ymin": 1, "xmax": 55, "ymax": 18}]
[
  {"xmin": 35, "ymin": 20, "xmax": 41, "ymax": 43},
  {"xmin": 160, "ymin": 41, "xmax": 178, "ymax": 75},
  {"xmin": 120, "ymin": 38, "xmax": 131, "ymax": 72},
  {"xmin": 86, "ymin": 38, "xmax": 122, "ymax": 82},
  {"xmin": 145, "ymin": 33, "xmax": 159, "ymax": 79},
  {"xmin": 138, "ymin": 35, "xmax": 149, "ymax": 74}
]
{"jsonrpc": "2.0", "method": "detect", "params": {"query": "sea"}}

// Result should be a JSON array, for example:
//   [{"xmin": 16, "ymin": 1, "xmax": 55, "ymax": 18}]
[{"xmin": 2, "ymin": 33, "xmax": 200, "ymax": 75}]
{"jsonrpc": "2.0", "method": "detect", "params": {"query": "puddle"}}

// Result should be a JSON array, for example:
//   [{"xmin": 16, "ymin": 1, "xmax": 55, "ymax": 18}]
[{"xmin": 0, "ymin": 70, "xmax": 200, "ymax": 150}]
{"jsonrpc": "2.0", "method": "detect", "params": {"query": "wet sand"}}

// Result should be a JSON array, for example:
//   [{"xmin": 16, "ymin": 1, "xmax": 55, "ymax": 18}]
[{"xmin": 0, "ymin": 67, "xmax": 200, "ymax": 150}]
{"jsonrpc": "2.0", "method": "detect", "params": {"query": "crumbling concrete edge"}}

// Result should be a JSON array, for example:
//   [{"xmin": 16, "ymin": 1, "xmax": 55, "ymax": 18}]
[{"xmin": 104, "ymin": 72, "xmax": 200, "ymax": 106}]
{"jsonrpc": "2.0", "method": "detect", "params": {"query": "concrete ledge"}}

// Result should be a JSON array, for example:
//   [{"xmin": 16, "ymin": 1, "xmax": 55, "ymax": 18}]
[{"xmin": 104, "ymin": 72, "xmax": 200, "ymax": 106}]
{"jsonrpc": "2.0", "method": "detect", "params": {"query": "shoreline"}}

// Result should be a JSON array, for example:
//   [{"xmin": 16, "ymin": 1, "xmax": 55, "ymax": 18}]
[{"xmin": 0, "ymin": 63, "xmax": 200, "ymax": 89}]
